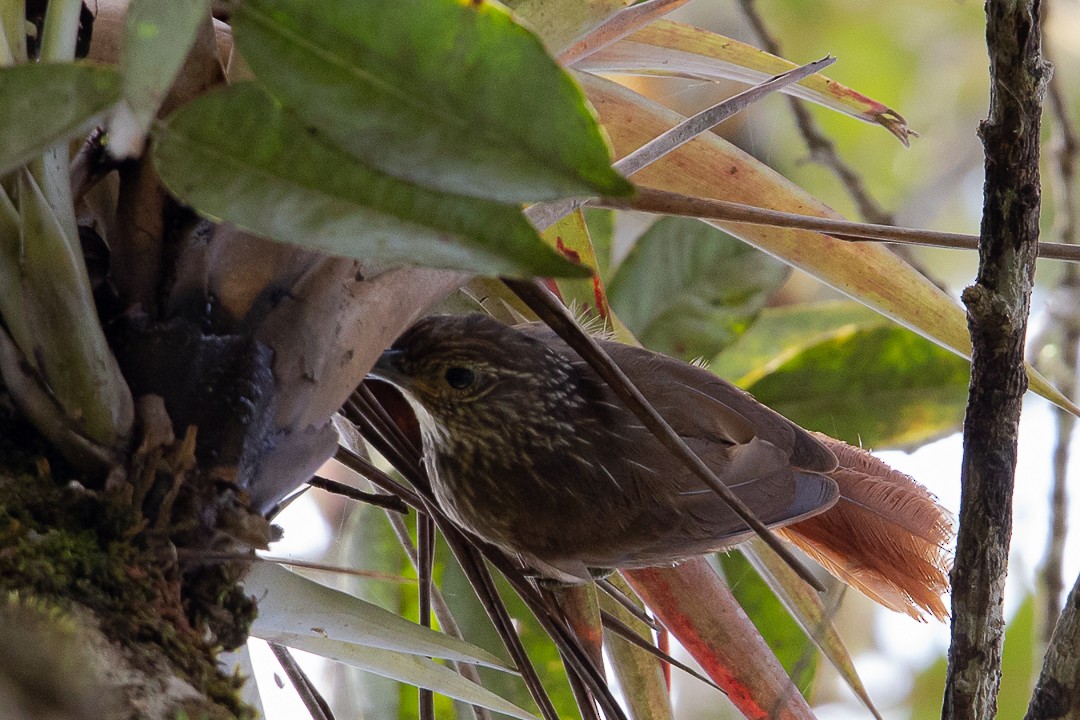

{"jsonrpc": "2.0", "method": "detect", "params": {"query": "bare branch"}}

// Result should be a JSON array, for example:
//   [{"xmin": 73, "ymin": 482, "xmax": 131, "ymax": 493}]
[
  {"xmin": 595, "ymin": 187, "xmax": 1080, "ymax": 264},
  {"xmin": 1037, "ymin": 23, "xmax": 1080, "ymax": 635},
  {"xmin": 944, "ymin": 1, "xmax": 1049, "ymax": 718}
]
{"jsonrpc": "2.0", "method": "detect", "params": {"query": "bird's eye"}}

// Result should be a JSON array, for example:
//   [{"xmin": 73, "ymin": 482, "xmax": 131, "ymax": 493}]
[{"xmin": 444, "ymin": 366, "xmax": 476, "ymax": 390}]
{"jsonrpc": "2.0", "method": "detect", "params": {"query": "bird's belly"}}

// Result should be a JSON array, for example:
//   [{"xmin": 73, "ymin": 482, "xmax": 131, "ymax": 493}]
[{"xmin": 428, "ymin": 450, "xmax": 690, "ymax": 574}]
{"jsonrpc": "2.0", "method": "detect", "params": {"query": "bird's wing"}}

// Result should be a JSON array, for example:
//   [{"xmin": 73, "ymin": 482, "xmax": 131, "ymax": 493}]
[
  {"xmin": 565, "ymin": 434, "xmax": 839, "ymax": 568},
  {"xmin": 519, "ymin": 324, "xmax": 836, "ymax": 473}
]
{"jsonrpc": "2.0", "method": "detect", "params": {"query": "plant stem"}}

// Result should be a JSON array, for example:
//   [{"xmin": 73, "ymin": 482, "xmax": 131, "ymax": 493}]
[
  {"xmin": 39, "ymin": 0, "xmax": 81, "ymax": 62},
  {"xmin": 0, "ymin": 0, "xmax": 25, "ymax": 65},
  {"xmin": 943, "ymin": 1, "xmax": 1048, "ymax": 718}
]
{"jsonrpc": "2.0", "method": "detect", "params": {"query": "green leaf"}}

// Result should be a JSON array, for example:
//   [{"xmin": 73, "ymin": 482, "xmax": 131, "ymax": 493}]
[
  {"xmin": 718, "ymin": 553, "xmax": 817, "ymax": 696},
  {"xmin": 0, "ymin": 63, "xmax": 120, "ymax": 176},
  {"xmin": 710, "ymin": 300, "xmax": 882, "ymax": 381},
  {"xmin": 607, "ymin": 216, "xmax": 789, "ymax": 361},
  {"xmin": 743, "ymin": 324, "xmax": 970, "ymax": 448},
  {"xmin": 152, "ymin": 83, "xmax": 589, "ymax": 278},
  {"xmin": 231, "ymin": 0, "xmax": 632, "ymax": 203},
  {"xmin": 113, "ymin": 0, "xmax": 212, "ymax": 155},
  {"xmin": 7, "ymin": 169, "xmax": 132, "ymax": 447},
  {"xmin": 583, "ymin": 207, "xmax": 616, "ymax": 281}
]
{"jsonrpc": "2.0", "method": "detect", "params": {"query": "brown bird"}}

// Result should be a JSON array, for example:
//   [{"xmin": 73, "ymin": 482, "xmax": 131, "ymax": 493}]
[{"xmin": 371, "ymin": 314, "xmax": 952, "ymax": 620}]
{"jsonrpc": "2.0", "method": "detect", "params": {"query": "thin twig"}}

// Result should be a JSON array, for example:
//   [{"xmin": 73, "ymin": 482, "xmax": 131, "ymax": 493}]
[
  {"xmin": 595, "ymin": 186, "xmax": 1080, "ymax": 263},
  {"xmin": 736, "ymin": 0, "xmax": 896, "ymax": 226},
  {"xmin": 595, "ymin": 578, "xmax": 661, "ymax": 632},
  {"xmin": 308, "ymin": 475, "xmax": 409, "ymax": 514},
  {"xmin": 599, "ymin": 610, "xmax": 722, "ymax": 691},
  {"xmin": 527, "ymin": 57, "xmax": 837, "ymax": 231},
  {"xmin": 269, "ymin": 642, "xmax": 335, "ymax": 720},
  {"xmin": 503, "ymin": 277, "xmax": 826, "ymax": 593},
  {"xmin": 1037, "ymin": 33, "xmax": 1080, "ymax": 637}
]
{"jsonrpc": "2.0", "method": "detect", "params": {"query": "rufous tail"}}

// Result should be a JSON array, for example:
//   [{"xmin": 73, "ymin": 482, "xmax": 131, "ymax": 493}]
[{"xmin": 778, "ymin": 434, "xmax": 953, "ymax": 621}]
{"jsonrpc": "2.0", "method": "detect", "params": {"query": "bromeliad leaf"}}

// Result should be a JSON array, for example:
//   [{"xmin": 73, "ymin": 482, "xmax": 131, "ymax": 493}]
[
  {"xmin": 152, "ymin": 83, "xmax": 590, "ymax": 278},
  {"xmin": 718, "ymin": 552, "xmax": 817, "ymax": 698},
  {"xmin": 0, "ymin": 63, "xmax": 120, "ymax": 176},
  {"xmin": 608, "ymin": 216, "xmax": 789, "ymax": 361},
  {"xmin": 578, "ymin": 19, "xmax": 912, "ymax": 144},
  {"xmin": 245, "ymin": 562, "xmax": 511, "ymax": 669},
  {"xmin": 111, "ymin": 0, "xmax": 213, "ymax": 156},
  {"xmin": 742, "ymin": 539, "xmax": 884, "ymax": 720},
  {"xmin": 710, "ymin": 300, "xmax": 883, "ymax": 380},
  {"xmin": 231, "ymin": 0, "xmax": 632, "ymax": 203},
  {"xmin": 281, "ymin": 635, "xmax": 538, "ymax": 720},
  {"xmin": 743, "ymin": 323, "xmax": 970, "ymax": 449}
]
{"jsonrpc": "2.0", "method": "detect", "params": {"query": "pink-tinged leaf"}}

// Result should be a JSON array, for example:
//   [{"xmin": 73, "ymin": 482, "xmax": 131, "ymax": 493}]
[
  {"xmin": 559, "ymin": 0, "xmax": 693, "ymax": 66},
  {"xmin": 577, "ymin": 19, "xmax": 911, "ymax": 145},
  {"xmin": 582, "ymin": 71, "xmax": 967, "ymax": 358},
  {"xmin": 503, "ymin": 0, "xmax": 633, "ymax": 56},
  {"xmin": 580, "ymin": 72, "xmax": 1080, "ymax": 415},
  {"xmin": 543, "ymin": 209, "xmax": 612, "ymax": 321},
  {"xmin": 742, "ymin": 541, "xmax": 883, "ymax": 720},
  {"xmin": 623, "ymin": 558, "xmax": 816, "ymax": 720}
]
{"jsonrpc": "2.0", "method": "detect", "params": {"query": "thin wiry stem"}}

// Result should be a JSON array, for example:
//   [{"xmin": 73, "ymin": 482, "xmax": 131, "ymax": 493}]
[
  {"xmin": 269, "ymin": 642, "xmax": 335, "ymax": 720},
  {"xmin": 307, "ymin": 476, "xmax": 409, "ymax": 514},
  {"xmin": 418, "ymin": 512, "xmax": 435, "ymax": 720},
  {"xmin": 343, "ymin": 391, "xmax": 568, "ymax": 720},
  {"xmin": 596, "ymin": 187, "xmax": 1080, "ymax": 264},
  {"xmin": 1037, "ymin": 30, "xmax": 1080, "ymax": 637},
  {"xmin": 736, "ymin": 0, "xmax": 896, "ymax": 226}
]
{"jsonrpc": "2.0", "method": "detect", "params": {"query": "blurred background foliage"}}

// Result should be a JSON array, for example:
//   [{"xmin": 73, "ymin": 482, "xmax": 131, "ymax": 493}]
[{"xmin": 258, "ymin": 0, "xmax": 1080, "ymax": 717}]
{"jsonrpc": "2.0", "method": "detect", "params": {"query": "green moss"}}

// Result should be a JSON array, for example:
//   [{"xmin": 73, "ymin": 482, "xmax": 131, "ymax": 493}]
[{"xmin": 0, "ymin": 412, "xmax": 256, "ymax": 718}]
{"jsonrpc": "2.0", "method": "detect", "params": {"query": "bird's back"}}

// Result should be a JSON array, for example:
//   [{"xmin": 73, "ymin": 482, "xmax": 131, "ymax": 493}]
[{"xmin": 515, "ymin": 324, "xmax": 840, "ymax": 574}]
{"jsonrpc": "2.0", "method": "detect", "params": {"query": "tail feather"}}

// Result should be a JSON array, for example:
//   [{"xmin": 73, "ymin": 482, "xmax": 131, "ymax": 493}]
[{"xmin": 779, "ymin": 435, "xmax": 953, "ymax": 621}]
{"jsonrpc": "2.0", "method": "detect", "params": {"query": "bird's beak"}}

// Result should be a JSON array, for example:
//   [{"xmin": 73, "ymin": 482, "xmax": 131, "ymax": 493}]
[{"xmin": 368, "ymin": 348, "xmax": 408, "ymax": 386}]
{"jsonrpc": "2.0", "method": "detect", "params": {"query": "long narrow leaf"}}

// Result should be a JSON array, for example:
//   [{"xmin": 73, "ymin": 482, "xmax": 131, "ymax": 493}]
[
  {"xmin": 11, "ymin": 169, "xmax": 132, "ymax": 447},
  {"xmin": 624, "ymin": 559, "xmax": 817, "ymax": 720},
  {"xmin": 578, "ymin": 19, "xmax": 912, "ymax": 144},
  {"xmin": 579, "ymin": 74, "xmax": 1080, "ymax": 413},
  {"xmin": 278, "ymin": 634, "xmax": 536, "ymax": 720},
  {"xmin": 501, "ymin": 0, "xmax": 632, "ymax": 57},
  {"xmin": 245, "ymin": 562, "xmax": 511, "ymax": 670},
  {"xmin": 112, "ymin": 0, "xmax": 213, "ymax": 156},
  {"xmin": 743, "ymin": 540, "xmax": 883, "ymax": 720}
]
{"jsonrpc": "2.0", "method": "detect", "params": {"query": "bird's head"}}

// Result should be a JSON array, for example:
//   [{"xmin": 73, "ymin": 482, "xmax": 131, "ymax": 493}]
[{"xmin": 370, "ymin": 314, "xmax": 585, "ymax": 453}]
